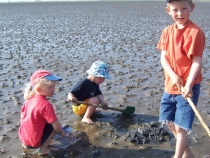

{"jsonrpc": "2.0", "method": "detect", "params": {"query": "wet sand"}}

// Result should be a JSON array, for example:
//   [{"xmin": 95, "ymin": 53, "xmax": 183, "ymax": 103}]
[{"xmin": 0, "ymin": 1, "xmax": 210, "ymax": 158}]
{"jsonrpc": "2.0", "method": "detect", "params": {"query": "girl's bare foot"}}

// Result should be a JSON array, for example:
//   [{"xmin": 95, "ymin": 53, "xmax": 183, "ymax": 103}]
[
  {"xmin": 38, "ymin": 147, "xmax": 58, "ymax": 156},
  {"xmin": 82, "ymin": 118, "xmax": 94, "ymax": 125}
]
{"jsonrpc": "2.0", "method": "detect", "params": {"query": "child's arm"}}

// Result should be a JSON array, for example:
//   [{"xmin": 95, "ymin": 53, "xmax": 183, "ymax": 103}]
[
  {"xmin": 68, "ymin": 93, "xmax": 78, "ymax": 104},
  {"xmin": 51, "ymin": 120, "xmax": 67, "ymax": 137},
  {"xmin": 161, "ymin": 51, "xmax": 183, "ymax": 91},
  {"xmin": 184, "ymin": 56, "xmax": 202, "ymax": 97},
  {"xmin": 98, "ymin": 94, "xmax": 108, "ymax": 109}
]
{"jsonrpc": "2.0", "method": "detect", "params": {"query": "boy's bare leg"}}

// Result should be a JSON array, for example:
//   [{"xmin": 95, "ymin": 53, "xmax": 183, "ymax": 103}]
[
  {"xmin": 82, "ymin": 97, "xmax": 100, "ymax": 125},
  {"xmin": 82, "ymin": 106, "xmax": 96, "ymax": 125},
  {"xmin": 182, "ymin": 146, "xmax": 194, "ymax": 158},
  {"xmin": 167, "ymin": 123, "xmax": 194, "ymax": 158},
  {"xmin": 174, "ymin": 126, "xmax": 188, "ymax": 158}
]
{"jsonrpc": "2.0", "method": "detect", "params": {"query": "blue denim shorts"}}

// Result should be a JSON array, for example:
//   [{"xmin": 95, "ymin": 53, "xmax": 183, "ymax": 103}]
[{"xmin": 159, "ymin": 84, "xmax": 200, "ymax": 131}]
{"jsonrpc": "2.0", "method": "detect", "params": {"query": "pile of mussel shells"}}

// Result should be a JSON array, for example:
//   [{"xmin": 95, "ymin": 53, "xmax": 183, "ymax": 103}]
[{"xmin": 127, "ymin": 122, "xmax": 170, "ymax": 145}]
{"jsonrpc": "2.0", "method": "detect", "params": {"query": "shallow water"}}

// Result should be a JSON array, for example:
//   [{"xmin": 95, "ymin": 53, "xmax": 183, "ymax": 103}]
[{"xmin": 0, "ymin": 1, "xmax": 210, "ymax": 158}]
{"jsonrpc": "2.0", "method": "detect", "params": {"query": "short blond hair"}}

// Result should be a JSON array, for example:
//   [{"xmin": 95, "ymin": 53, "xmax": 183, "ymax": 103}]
[{"xmin": 23, "ymin": 78, "xmax": 56, "ymax": 100}]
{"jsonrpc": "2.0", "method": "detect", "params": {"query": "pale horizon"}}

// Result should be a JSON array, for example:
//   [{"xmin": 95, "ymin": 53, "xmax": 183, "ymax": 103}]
[{"xmin": 1, "ymin": 0, "xmax": 210, "ymax": 3}]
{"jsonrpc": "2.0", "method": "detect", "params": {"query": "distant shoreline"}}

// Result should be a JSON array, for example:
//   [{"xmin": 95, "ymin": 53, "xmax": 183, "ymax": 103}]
[{"xmin": 1, "ymin": 0, "xmax": 210, "ymax": 4}]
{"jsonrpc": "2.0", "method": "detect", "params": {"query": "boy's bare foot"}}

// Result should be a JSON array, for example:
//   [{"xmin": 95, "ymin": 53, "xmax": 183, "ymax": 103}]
[
  {"xmin": 94, "ymin": 109, "xmax": 101, "ymax": 113},
  {"xmin": 182, "ymin": 147, "xmax": 195, "ymax": 158},
  {"xmin": 82, "ymin": 118, "xmax": 95, "ymax": 125},
  {"xmin": 182, "ymin": 156, "xmax": 195, "ymax": 158}
]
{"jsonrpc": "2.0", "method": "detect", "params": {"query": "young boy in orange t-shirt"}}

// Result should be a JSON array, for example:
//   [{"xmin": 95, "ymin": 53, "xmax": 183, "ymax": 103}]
[{"xmin": 157, "ymin": 0, "xmax": 205, "ymax": 157}]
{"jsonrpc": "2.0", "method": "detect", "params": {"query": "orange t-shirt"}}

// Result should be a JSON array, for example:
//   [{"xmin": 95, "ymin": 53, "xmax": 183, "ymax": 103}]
[{"xmin": 157, "ymin": 20, "xmax": 205, "ymax": 94}]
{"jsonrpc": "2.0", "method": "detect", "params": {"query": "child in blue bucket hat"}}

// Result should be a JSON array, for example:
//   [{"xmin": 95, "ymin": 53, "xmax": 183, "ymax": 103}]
[{"xmin": 68, "ymin": 61, "xmax": 110, "ymax": 125}]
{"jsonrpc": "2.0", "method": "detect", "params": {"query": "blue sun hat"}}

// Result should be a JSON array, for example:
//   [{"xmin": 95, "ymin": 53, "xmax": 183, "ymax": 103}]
[{"xmin": 86, "ymin": 61, "xmax": 110, "ymax": 79}]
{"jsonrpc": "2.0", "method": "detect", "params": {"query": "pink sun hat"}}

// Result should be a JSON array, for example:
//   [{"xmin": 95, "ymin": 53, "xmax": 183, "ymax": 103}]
[{"xmin": 30, "ymin": 69, "xmax": 62, "ymax": 86}]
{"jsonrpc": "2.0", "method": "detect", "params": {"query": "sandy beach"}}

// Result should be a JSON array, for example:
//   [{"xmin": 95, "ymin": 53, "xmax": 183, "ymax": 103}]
[{"xmin": 0, "ymin": 1, "xmax": 210, "ymax": 158}]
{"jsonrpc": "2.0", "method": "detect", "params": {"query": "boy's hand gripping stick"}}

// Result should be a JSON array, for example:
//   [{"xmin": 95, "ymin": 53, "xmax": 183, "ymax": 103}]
[{"xmin": 181, "ymin": 87, "xmax": 210, "ymax": 138}]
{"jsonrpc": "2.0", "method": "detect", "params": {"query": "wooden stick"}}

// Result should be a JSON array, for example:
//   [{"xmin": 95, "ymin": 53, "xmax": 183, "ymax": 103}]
[
  {"xmin": 77, "ymin": 101, "xmax": 124, "ymax": 112},
  {"xmin": 181, "ymin": 87, "xmax": 210, "ymax": 137}
]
